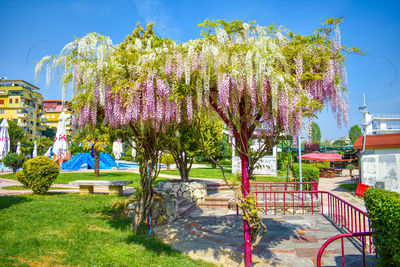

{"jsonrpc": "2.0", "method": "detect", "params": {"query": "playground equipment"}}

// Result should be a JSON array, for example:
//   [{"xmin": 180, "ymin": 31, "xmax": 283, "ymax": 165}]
[{"xmin": 62, "ymin": 152, "xmax": 117, "ymax": 170}]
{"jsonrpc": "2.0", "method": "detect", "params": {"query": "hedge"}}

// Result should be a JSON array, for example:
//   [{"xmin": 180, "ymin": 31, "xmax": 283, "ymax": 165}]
[
  {"xmin": 364, "ymin": 188, "xmax": 400, "ymax": 266},
  {"xmin": 291, "ymin": 163, "xmax": 319, "ymax": 183}
]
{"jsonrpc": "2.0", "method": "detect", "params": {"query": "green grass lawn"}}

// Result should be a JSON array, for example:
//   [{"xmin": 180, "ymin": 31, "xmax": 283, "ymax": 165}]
[
  {"xmin": 339, "ymin": 183, "xmax": 357, "ymax": 192},
  {"xmin": 0, "ymin": 172, "xmax": 168, "ymax": 187},
  {"xmin": 2, "ymin": 185, "xmax": 76, "ymax": 190},
  {"xmin": 0, "ymin": 194, "xmax": 214, "ymax": 266}
]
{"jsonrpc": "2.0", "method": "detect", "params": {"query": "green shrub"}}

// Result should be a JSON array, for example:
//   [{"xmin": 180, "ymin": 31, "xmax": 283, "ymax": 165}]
[
  {"xmin": 364, "ymin": 188, "xmax": 400, "ymax": 266},
  {"xmin": 161, "ymin": 153, "xmax": 175, "ymax": 170},
  {"xmin": 316, "ymin": 161, "xmax": 330, "ymax": 169},
  {"xmin": 18, "ymin": 156, "xmax": 60, "ymax": 194},
  {"xmin": 291, "ymin": 163, "xmax": 319, "ymax": 183},
  {"xmin": 119, "ymin": 156, "xmax": 133, "ymax": 161},
  {"xmin": 218, "ymin": 159, "xmax": 232, "ymax": 166},
  {"xmin": 16, "ymin": 170, "xmax": 29, "ymax": 187},
  {"xmin": 3, "ymin": 153, "xmax": 25, "ymax": 173},
  {"xmin": 347, "ymin": 163, "xmax": 356, "ymax": 177}
]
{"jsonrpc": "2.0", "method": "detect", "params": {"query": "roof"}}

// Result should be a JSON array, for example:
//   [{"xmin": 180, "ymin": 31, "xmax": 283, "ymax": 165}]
[
  {"xmin": 354, "ymin": 133, "xmax": 400, "ymax": 149},
  {"xmin": 43, "ymin": 100, "xmax": 63, "ymax": 103},
  {"xmin": 0, "ymin": 80, "xmax": 39, "ymax": 90}
]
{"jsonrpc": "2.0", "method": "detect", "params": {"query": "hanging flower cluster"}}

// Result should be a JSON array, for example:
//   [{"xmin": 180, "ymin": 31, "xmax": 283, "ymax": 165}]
[{"xmin": 35, "ymin": 19, "xmax": 350, "ymax": 140}]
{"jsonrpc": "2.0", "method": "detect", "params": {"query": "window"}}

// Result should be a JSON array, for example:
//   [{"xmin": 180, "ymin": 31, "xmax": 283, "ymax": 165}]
[
  {"xmin": 9, "ymin": 98, "xmax": 12, "ymax": 104},
  {"xmin": 29, "ymin": 130, "xmax": 32, "ymax": 134},
  {"xmin": 46, "ymin": 115, "xmax": 49, "ymax": 118},
  {"xmin": 51, "ymin": 115, "xmax": 55, "ymax": 118},
  {"xmin": 0, "ymin": 109, "xmax": 4, "ymax": 114},
  {"xmin": 0, "ymin": 100, "xmax": 3, "ymax": 104},
  {"xmin": 15, "ymin": 98, "xmax": 18, "ymax": 104}
]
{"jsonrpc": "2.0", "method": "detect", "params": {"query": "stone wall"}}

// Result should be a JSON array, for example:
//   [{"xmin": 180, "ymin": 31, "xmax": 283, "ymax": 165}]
[
  {"xmin": 157, "ymin": 181, "xmax": 207, "ymax": 203},
  {"xmin": 125, "ymin": 189, "xmax": 178, "ymax": 226}
]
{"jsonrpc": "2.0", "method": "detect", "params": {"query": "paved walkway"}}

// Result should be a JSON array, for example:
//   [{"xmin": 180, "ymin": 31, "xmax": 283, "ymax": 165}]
[{"xmin": 154, "ymin": 175, "xmax": 374, "ymax": 266}]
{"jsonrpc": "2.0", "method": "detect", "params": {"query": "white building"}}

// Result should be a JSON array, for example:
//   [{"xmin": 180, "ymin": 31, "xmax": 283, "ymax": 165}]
[
  {"xmin": 231, "ymin": 138, "xmax": 278, "ymax": 176},
  {"xmin": 355, "ymin": 133, "xmax": 400, "ymax": 194}
]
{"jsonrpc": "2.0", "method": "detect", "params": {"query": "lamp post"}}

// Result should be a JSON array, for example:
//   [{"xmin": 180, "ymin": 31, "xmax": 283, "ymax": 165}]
[{"xmin": 298, "ymin": 135, "xmax": 303, "ymax": 191}]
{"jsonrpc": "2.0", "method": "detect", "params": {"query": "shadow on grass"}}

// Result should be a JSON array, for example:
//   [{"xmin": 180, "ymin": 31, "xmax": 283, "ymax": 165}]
[
  {"xmin": 100, "ymin": 201, "xmax": 132, "ymax": 231},
  {"xmin": 99, "ymin": 201, "xmax": 192, "ymax": 258},
  {"xmin": 0, "ymin": 195, "xmax": 32, "ymax": 210}
]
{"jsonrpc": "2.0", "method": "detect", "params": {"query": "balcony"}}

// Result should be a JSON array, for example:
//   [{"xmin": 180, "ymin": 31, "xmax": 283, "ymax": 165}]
[{"xmin": 17, "ymin": 113, "xmax": 27, "ymax": 118}]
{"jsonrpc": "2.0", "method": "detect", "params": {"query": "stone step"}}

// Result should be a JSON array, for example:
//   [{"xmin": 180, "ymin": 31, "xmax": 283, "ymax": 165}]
[
  {"xmin": 177, "ymin": 198, "xmax": 197, "ymax": 216},
  {"xmin": 206, "ymin": 184, "xmax": 234, "ymax": 192},
  {"xmin": 199, "ymin": 196, "xmax": 232, "ymax": 209}
]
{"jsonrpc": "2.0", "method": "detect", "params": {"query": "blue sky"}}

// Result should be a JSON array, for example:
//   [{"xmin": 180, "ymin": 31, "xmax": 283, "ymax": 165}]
[{"xmin": 0, "ymin": 0, "xmax": 399, "ymax": 140}]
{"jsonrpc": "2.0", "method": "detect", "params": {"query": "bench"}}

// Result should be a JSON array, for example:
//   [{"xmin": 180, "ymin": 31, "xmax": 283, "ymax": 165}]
[{"xmin": 69, "ymin": 180, "xmax": 132, "ymax": 195}]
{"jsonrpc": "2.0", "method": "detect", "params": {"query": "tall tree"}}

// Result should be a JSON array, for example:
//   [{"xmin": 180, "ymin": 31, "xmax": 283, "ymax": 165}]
[
  {"xmin": 169, "ymin": 122, "xmax": 200, "ymax": 182},
  {"xmin": 349, "ymin": 124, "xmax": 362, "ymax": 144},
  {"xmin": 311, "ymin": 122, "xmax": 321, "ymax": 144},
  {"xmin": 36, "ymin": 17, "xmax": 357, "ymax": 266}
]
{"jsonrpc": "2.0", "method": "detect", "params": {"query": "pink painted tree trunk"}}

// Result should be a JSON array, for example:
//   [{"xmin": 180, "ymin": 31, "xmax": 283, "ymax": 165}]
[{"xmin": 240, "ymin": 131, "xmax": 252, "ymax": 266}]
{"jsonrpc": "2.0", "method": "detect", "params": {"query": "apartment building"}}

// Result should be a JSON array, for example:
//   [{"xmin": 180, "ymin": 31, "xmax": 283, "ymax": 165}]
[
  {"xmin": 0, "ymin": 80, "xmax": 44, "ymax": 141},
  {"xmin": 42, "ymin": 100, "xmax": 73, "ymax": 135}
]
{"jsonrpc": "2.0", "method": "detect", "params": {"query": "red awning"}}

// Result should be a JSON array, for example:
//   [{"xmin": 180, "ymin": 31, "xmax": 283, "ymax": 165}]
[{"xmin": 300, "ymin": 152, "xmax": 343, "ymax": 162}]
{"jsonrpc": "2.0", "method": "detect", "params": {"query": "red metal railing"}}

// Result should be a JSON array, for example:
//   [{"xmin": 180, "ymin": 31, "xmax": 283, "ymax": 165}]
[
  {"xmin": 316, "ymin": 232, "xmax": 374, "ymax": 267},
  {"xmin": 251, "ymin": 178, "xmax": 318, "ymax": 194},
  {"xmin": 251, "ymin": 190, "xmax": 374, "ymax": 254}
]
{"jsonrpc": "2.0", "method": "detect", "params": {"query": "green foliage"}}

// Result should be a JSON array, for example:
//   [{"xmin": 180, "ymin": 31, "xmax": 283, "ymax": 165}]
[
  {"xmin": 218, "ymin": 159, "xmax": 232, "ymax": 166},
  {"xmin": 364, "ymin": 188, "xmax": 400, "ymax": 266},
  {"xmin": 42, "ymin": 126, "xmax": 57, "ymax": 140},
  {"xmin": 18, "ymin": 156, "xmax": 60, "ymax": 194},
  {"xmin": 332, "ymin": 139, "xmax": 346, "ymax": 147},
  {"xmin": 291, "ymin": 163, "xmax": 319, "ymax": 182},
  {"xmin": 119, "ymin": 156, "xmax": 133, "ymax": 161},
  {"xmin": 161, "ymin": 153, "xmax": 175, "ymax": 169},
  {"xmin": 315, "ymin": 161, "xmax": 330, "ymax": 169},
  {"xmin": 7, "ymin": 120, "xmax": 25, "ymax": 153},
  {"xmin": 196, "ymin": 114, "xmax": 226, "ymax": 164},
  {"xmin": 349, "ymin": 125, "xmax": 362, "ymax": 144},
  {"xmin": 346, "ymin": 164, "xmax": 355, "ymax": 171},
  {"xmin": 311, "ymin": 122, "xmax": 321, "ymax": 143},
  {"xmin": 2, "ymin": 153, "xmax": 25, "ymax": 173},
  {"xmin": 69, "ymin": 141, "xmax": 85, "ymax": 156},
  {"xmin": 35, "ymin": 137, "xmax": 54, "ymax": 156},
  {"xmin": 16, "ymin": 171, "xmax": 29, "ymax": 187}
]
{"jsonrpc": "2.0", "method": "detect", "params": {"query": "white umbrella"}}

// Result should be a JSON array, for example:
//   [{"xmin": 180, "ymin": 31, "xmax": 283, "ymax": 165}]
[
  {"xmin": 112, "ymin": 139, "xmax": 123, "ymax": 160},
  {"xmin": 16, "ymin": 141, "xmax": 21, "ymax": 155},
  {"xmin": 53, "ymin": 112, "xmax": 68, "ymax": 159},
  {"xmin": 32, "ymin": 141, "xmax": 37, "ymax": 158},
  {"xmin": 0, "ymin": 119, "xmax": 10, "ymax": 160}
]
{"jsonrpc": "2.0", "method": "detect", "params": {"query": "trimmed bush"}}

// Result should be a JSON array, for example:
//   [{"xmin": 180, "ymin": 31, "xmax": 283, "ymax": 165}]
[
  {"xmin": 17, "ymin": 156, "xmax": 60, "ymax": 194},
  {"xmin": 291, "ymin": 163, "xmax": 319, "ymax": 183},
  {"xmin": 119, "ymin": 156, "xmax": 133, "ymax": 161},
  {"xmin": 16, "ymin": 170, "xmax": 29, "ymax": 187},
  {"xmin": 364, "ymin": 188, "xmax": 400, "ymax": 266},
  {"xmin": 218, "ymin": 159, "xmax": 232, "ymax": 166},
  {"xmin": 3, "ymin": 153, "xmax": 25, "ymax": 173}
]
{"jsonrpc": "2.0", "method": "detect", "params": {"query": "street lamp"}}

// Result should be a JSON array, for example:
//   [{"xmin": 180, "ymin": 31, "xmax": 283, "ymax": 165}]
[{"xmin": 298, "ymin": 135, "xmax": 303, "ymax": 191}]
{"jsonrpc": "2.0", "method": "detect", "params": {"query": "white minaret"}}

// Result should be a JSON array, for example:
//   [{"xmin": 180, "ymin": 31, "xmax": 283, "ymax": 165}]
[{"xmin": 359, "ymin": 94, "xmax": 373, "ymax": 135}]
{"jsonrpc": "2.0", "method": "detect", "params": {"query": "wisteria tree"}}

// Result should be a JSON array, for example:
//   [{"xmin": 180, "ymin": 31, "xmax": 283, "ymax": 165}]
[{"xmin": 36, "ymin": 17, "xmax": 357, "ymax": 266}]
